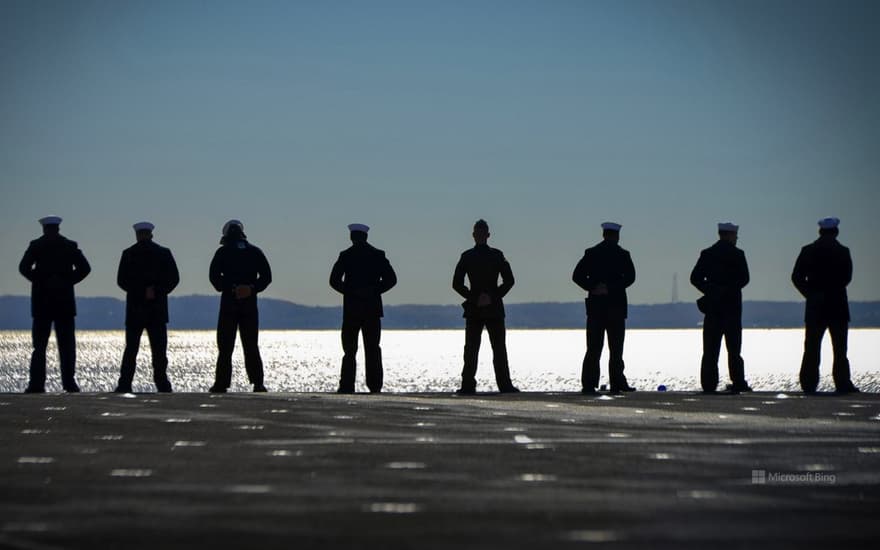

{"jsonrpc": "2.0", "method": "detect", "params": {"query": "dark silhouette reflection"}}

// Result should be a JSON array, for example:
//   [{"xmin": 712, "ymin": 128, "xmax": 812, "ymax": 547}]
[
  {"xmin": 792, "ymin": 218, "xmax": 859, "ymax": 394},
  {"xmin": 690, "ymin": 222, "xmax": 751, "ymax": 394},
  {"xmin": 572, "ymin": 222, "xmax": 636, "ymax": 394},
  {"xmin": 18, "ymin": 216, "xmax": 91, "ymax": 393},
  {"xmin": 329, "ymin": 223, "xmax": 397, "ymax": 394},
  {"xmin": 115, "ymin": 222, "xmax": 180, "ymax": 393},
  {"xmin": 208, "ymin": 220, "xmax": 272, "ymax": 393},
  {"xmin": 452, "ymin": 219, "xmax": 519, "ymax": 394}
]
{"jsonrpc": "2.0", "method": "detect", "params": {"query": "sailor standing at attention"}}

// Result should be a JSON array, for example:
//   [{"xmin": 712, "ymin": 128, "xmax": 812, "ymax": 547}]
[
  {"xmin": 18, "ymin": 216, "xmax": 91, "ymax": 393},
  {"xmin": 791, "ymin": 217, "xmax": 859, "ymax": 394},
  {"xmin": 452, "ymin": 219, "xmax": 520, "ymax": 394},
  {"xmin": 572, "ymin": 222, "xmax": 637, "ymax": 394},
  {"xmin": 208, "ymin": 220, "xmax": 272, "ymax": 393},
  {"xmin": 115, "ymin": 221, "xmax": 180, "ymax": 393},
  {"xmin": 690, "ymin": 222, "xmax": 752, "ymax": 394},
  {"xmin": 329, "ymin": 223, "xmax": 397, "ymax": 394}
]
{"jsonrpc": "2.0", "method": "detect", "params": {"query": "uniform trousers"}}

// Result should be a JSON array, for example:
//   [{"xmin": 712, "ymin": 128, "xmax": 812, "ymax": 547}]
[
  {"xmin": 461, "ymin": 317, "xmax": 515, "ymax": 391},
  {"xmin": 799, "ymin": 319, "xmax": 851, "ymax": 392},
  {"xmin": 214, "ymin": 298, "xmax": 264, "ymax": 389},
  {"xmin": 339, "ymin": 317, "xmax": 383, "ymax": 393},
  {"xmin": 118, "ymin": 318, "xmax": 171, "ymax": 391},
  {"xmin": 29, "ymin": 316, "xmax": 77, "ymax": 390},
  {"xmin": 582, "ymin": 315, "xmax": 627, "ymax": 390},
  {"xmin": 700, "ymin": 311, "xmax": 746, "ymax": 391}
]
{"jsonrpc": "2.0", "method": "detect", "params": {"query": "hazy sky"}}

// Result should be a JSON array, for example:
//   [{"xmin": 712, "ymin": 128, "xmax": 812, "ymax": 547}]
[{"xmin": 2, "ymin": 0, "xmax": 878, "ymax": 306}]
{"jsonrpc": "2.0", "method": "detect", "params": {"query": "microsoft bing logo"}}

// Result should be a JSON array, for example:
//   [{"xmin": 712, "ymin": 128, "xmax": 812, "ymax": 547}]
[{"xmin": 750, "ymin": 469, "xmax": 836, "ymax": 485}]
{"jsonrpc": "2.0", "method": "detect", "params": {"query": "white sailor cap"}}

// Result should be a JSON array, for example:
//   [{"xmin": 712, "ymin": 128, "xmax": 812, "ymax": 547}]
[
  {"xmin": 348, "ymin": 223, "xmax": 370, "ymax": 233},
  {"xmin": 601, "ymin": 222, "xmax": 622, "ymax": 232},
  {"xmin": 718, "ymin": 222, "xmax": 739, "ymax": 233},
  {"xmin": 133, "ymin": 221, "xmax": 154, "ymax": 232},
  {"xmin": 818, "ymin": 217, "xmax": 840, "ymax": 229},
  {"xmin": 222, "ymin": 219, "xmax": 244, "ymax": 236},
  {"xmin": 39, "ymin": 216, "xmax": 62, "ymax": 226}
]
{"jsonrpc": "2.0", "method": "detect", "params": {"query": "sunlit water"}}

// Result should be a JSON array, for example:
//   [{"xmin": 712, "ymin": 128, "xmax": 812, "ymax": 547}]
[{"xmin": 0, "ymin": 329, "xmax": 877, "ymax": 393}]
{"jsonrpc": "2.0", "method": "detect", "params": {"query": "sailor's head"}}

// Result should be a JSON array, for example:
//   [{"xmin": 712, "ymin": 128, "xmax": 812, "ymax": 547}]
[
  {"xmin": 348, "ymin": 223, "xmax": 369, "ymax": 243},
  {"xmin": 133, "ymin": 221, "xmax": 154, "ymax": 242},
  {"xmin": 601, "ymin": 222, "xmax": 621, "ymax": 243},
  {"xmin": 818, "ymin": 217, "xmax": 840, "ymax": 237},
  {"xmin": 472, "ymin": 219, "xmax": 490, "ymax": 244},
  {"xmin": 39, "ymin": 216, "xmax": 61, "ymax": 236},
  {"xmin": 221, "ymin": 219, "xmax": 246, "ymax": 243},
  {"xmin": 717, "ymin": 222, "xmax": 739, "ymax": 244}
]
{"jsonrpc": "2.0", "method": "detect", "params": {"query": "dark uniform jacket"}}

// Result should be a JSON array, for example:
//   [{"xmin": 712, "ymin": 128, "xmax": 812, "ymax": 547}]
[
  {"xmin": 18, "ymin": 235, "xmax": 91, "ymax": 318},
  {"xmin": 453, "ymin": 244, "xmax": 514, "ymax": 319},
  {"xmin": 572, "ymin": 240, "xmax": 636, "ymax": 320},
  {"xmin": 791, "ymin": 236, "xmax": 852, "ymax": 323},
  {"xmin": 330, "ymin": 242, "xmax": 397, "ymax": 320},
  {"xmin": 117, "ymin": 240, "xmax": 180, "ymax": 324},
  {"xmin": 209, "ymin": 239, "xmax": 272, "ymax": 302},
  {"xmin": 690, "ymin": 240, "xmax": 750, "ymax": 316}
]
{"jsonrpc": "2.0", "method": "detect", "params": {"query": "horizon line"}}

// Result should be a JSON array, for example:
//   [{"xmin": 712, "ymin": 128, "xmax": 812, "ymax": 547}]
[{"xmin": 4, "ymin": 294, "xmax": 880, "ymax": 308}]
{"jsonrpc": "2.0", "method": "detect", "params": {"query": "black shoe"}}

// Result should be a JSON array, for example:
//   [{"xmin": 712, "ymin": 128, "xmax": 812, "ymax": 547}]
[
  {"xmin": 253, "ymin": 384, "xmax": 268, "ymax": 393},
  {"xmin": 337, "ymin": 388, "xmax": 355, "ymax": 394},
  {"xmin": 209, "ymin": 385, "xmax": 227, "ymax": 394},
  {"xmin": 802, "ymin": 388, "xmax": 817, "ymax": 395},
  {"xmin": 24, "ymin": 386, "xmax": 45, "ymax": 394},
  {"xmin": 610, "ymin": 385, "xmax": 637, "ymax": 393},
  {"xmin": 64, "ymin": 384, "xmax": 80, "ymax": 393},
  {"xmin": 498, "ymin": 386, "xmax": 520, "ymax": 394},
  {"xmin": 835, "ymin": 385, "xmax": 860, "ymax": 395},
  {"xmin": 156, "ymin": 385, "xmax": 173, "ymax": 393},
  {"xmin": 455, "ymin": 388, "xmax": 476, "ymax": 395},
  {"xmin": 114, "ymin": 386, "xmax": 133, "ymax": 394},
  {"xmin": 726, "ymin": 383, "xmax": 753, "ymax": 393},
  {"xmin": 581, "ymin": 387, "xmax": 597, "ymax": 395},
  {"xmin": 702, "ymin": 388, "xmax": 718, "ymax": 395}
]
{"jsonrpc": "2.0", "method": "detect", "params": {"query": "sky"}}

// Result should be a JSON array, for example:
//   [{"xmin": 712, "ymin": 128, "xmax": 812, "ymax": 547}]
[{"xmin": 1, "ymin": 0, "xmax": 878, "ymax": 307}]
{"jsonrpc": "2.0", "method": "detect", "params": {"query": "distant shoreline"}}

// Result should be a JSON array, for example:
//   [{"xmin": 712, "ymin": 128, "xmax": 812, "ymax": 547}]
[
  {"xmin": 2, "ymin": 327, "xmax": 879, "ymax": 333},
  {"xmin": 2, "ymin": 295, "xmax": 879, "ymax": 330}
]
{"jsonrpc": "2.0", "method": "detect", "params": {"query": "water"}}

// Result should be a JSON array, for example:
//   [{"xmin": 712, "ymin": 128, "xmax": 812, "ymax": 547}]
[{"xmin": 0, "ymin": 329, "xmax": 877, "ymax": 393}]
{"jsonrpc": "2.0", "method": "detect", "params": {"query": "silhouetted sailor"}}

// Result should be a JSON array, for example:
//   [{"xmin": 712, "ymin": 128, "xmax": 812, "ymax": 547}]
[
  {"xmin": 18, "ymin": 216, "xmax": 91, "ymax": 393},
  {"xmin": 452, "ymin": 219, "xmax": 519, "ymax": 394},
  {"xmin": 329, "ymin": 223, "xmax": 397, "ymax": 393},
  {"xmin": 792, "ymin": 217, "xmax": 859, "ymax": 394},
  {"xmin": 208, "ymin": 220, "xmax": 272, "ymax": 393},
  {"xmin": 572, "ymin": 222, "xmax": 636, "ymax": 394},
  {"xmin": 115, "ymin": 222, "xmax": 180, "ymax": 393},
  {"xmin": 690, "ymin": 222, "xmax": 751, "ymax": 394}
]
